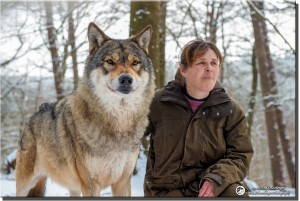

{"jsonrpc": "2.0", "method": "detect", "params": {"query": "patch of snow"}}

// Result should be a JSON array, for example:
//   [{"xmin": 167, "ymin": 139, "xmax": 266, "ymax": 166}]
[{"xmin": 6, "ymin": 150, "xmax": 17, "ymax": 163}]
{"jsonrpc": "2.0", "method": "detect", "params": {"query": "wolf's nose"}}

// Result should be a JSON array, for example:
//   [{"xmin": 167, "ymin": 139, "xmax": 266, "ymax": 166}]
[{"xmin": 119, "ymin": 75, "xmax": 133, "ymax": 86}]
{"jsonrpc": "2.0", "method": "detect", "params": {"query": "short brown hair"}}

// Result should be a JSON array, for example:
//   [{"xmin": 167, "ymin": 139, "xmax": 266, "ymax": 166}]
[
  {"xmin": 175, "ymin": 39, "xmax": 222, "ymax": 86},
  {"xmin": 180, "ymin": 39, "xmax": 223, "ymax": 69}
]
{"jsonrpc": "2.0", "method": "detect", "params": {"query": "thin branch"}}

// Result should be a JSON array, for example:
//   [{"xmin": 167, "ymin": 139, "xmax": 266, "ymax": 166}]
[
  {"xmin": 186, "ymin": 0, "xmax": 198, "ymax": 38},
  {"xmin": 246, "ymin": 0, "xmax": 295, "ymax": 54},
  {"xmin": 166, "ymin": 27, "xmax": 182, "ymax": 49}
]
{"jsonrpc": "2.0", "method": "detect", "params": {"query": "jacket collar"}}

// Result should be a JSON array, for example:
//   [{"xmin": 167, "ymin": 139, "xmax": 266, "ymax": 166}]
[{"xmin": 160, "ymin": 80, "xmax": 231, "ymax": 111}]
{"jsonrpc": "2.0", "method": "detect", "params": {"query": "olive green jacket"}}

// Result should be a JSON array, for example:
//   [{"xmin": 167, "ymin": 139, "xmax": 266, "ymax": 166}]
[{"xmin": 144, "ymin": 81, "xmax": 253, "ymax": 197}]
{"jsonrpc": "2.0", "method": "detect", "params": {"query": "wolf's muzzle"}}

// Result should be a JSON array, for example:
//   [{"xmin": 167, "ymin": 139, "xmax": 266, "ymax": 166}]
[{"xmin": 118, "ymin": 75, "xmax": 133, "ymax": 94}]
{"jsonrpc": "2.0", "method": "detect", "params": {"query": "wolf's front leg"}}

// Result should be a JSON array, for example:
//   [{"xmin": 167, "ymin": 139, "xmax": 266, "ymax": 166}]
[
  {"xmin": 79, "ymin": 176, "xmax": 100, "ymax": 196},
  {"xmin": 81, "ymin": 184, "xmax": 100, "ymax": 196},
  {"xmin": 111, "ymin": 147, "xmax": 139, "ymax": 196},
  {"xmin": 68, "ymin": 190, "xmax": 81, "ymax": 197},
  {"xmin": 111, "ymin": 175, "xmax": 131, "ymax": 196}
]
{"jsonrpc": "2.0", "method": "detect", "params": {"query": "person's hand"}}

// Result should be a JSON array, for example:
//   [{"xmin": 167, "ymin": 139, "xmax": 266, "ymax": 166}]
[{"xmin": 198, "ymin": 180, "xmax": 215, "ymax": 197}]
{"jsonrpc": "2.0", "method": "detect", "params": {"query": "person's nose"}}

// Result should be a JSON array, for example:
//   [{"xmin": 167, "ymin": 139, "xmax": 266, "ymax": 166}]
[{"xmin": 205, "ymin": 64, "xmax": 213, "ymax": 72}]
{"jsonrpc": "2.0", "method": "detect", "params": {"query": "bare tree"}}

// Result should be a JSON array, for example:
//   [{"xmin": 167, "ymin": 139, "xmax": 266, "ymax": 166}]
[
  {"xmin": 129, "ymin": 1, "xmax": 167, "ymax": 159},
  {"xmin": 130, "ymin": 1, "xmax": 167, "ymax": 88},
  {"xmin": 204, "ymin": 0, "xmax": 225, "ymax": 44},
  {"xmin": 68, "ymin": 1, "xmax": 79, "ymax": 89},
  {"xmin": 44, "ymin": 1, "xmax": 64, "ymax": 101},
  {"xmin": 246, "ymin": 45, "xmax": 258, "ymax": 136},
  {"xmin": 248, "ymin": 0, "xmax": 295, "ymax": 187}
]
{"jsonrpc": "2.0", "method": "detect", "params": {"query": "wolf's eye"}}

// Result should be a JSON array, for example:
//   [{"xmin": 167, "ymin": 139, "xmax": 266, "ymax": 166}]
[
  {"xmin": 132, "ymin": 60, "xmax": 140, "ymax": 66},
  {"xmin": 106, "ymin": 59, "xmax": 114, "ymax": 65}
]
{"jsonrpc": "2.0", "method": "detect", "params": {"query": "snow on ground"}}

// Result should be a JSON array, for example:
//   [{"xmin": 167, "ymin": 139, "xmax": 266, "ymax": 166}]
[
  {"xmin": 0, "ymin": 149, "xmax": 296, "ymax": 198},
  {"xmin": 1, "ymin": 149, "xmax": 147, "ymax": 197}
]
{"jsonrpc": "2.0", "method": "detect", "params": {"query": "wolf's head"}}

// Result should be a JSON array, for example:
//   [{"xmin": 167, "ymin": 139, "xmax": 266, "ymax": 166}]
[{"xmin": 83, "ymin": 23, "xmax": 154, "ymax": 106}]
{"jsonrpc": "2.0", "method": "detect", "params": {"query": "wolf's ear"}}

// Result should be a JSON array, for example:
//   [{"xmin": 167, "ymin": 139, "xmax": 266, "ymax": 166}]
[
  {"xmin": 132, "ymin": 25, "xmax": 152, "ymax": 54},
  {"xmin": 88, "ymin": 22, "xmax": 110, "ymax": 54}
]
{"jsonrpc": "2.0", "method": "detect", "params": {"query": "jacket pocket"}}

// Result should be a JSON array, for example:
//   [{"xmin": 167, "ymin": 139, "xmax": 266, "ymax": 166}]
[{"xmin": 145, "ymin": 176, "xmax": 182, "ymax": 190}]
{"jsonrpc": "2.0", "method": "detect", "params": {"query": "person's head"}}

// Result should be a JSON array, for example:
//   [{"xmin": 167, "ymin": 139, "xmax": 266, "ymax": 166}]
[{"xmin": 176, "ymin": 39, "xmax": 222, "ymax": 98}]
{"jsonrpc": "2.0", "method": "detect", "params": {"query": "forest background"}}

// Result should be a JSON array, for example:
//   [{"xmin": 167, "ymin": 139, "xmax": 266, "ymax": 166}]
[{"xmin": 0, "ymin": 0, "xmax": 297, "ymax": 195}]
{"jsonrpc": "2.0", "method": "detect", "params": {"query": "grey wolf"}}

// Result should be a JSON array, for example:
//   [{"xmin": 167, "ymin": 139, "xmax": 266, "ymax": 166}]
[{"xmin": 15, "ymin": 22, "xmax": 155, "ymax": 197}]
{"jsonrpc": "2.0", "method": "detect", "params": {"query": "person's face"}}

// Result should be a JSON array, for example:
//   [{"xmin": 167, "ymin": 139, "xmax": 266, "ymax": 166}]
[{"xmin": 181, "ymin": 48, "xmax": 220, "ymax": 94}]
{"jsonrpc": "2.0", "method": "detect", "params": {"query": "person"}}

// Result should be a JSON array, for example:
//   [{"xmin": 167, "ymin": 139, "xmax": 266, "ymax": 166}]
[{"xmin": 144, "ymin": 39, "xmax": 254, "ymax": 197}]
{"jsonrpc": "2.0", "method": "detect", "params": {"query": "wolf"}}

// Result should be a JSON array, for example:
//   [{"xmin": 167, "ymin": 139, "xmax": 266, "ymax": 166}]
[{"xmin": 15, "ymin": 22, "xmax": 155, "ymax": 197}]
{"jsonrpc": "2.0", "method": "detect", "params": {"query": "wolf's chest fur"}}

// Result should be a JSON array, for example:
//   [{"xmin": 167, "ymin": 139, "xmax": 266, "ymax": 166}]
[
  {"xmin": 84, "ymin": 151, "xmax": 132, "ymax": 187},
  {"xmin": 68, "ymin": 89, "xmax": 147, "ymax": 153}
]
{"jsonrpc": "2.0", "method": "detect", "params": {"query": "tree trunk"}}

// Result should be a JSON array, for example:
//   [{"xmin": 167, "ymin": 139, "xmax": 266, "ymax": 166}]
[
  {"xmin": 204, "ymin": 1, "xmax": 224, "ymax": 45},
  {"xmin": 249, "ymin": 0, "xmax": 295, "ymax": 188},
  {"xmin": 159, "ymin": 1, "xmax": 166, "ymax": 86},
  {"xmin": 44, "ymin": 1, "xmax": 64, "ymax": 101},
  {"xmin": 246, "ymin": 45, "xmax": 258, "ymax": 136},
  {"xmin": 275, "ymin": 106, "xmax": 295, "ymax": 187},
  {"xmin": 248, "ymin": 0, "xmax": 287, "ymax": 187},
  {"xmin": 129, "ymin": 1, "xmax": 167, "ymax": 159},
  {"xmin": 129, "ymin": 1, "xmax": 166, "ymax": 88},
  {"xmin": 68, "ymin": 1, "xmax": 79, "ymax": 89},
  {"xmin": 208, "ymin": 1, "xmax": 216, "ymax": 44}
]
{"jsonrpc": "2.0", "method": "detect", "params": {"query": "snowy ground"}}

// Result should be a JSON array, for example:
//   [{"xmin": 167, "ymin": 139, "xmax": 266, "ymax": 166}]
[
  {"xmin": 1, "ymin": 149, "xmax": 296, "ymax": 198},
  {"xmin": 1, "ymin": 149, "xmax": 146, "ymax": 197},
  {"xmin": 1, "ymin": 170, "xmax": 145, "ymax": 197}
]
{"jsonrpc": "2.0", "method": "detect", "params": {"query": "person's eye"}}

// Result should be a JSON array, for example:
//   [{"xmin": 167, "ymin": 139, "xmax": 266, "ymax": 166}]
[
  {"xmin": 197, "ymin": 61, "xmax": 206, "ymax": 65},
  {"xmin": 211, "ymin": 61, "xmax": 218, "ymax": 66}
]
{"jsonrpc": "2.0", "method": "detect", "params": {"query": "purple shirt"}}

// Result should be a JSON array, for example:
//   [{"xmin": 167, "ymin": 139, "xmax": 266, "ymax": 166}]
[{"xmin": 185, "ymin": 97, "xmax": 205, "ymax": 113}]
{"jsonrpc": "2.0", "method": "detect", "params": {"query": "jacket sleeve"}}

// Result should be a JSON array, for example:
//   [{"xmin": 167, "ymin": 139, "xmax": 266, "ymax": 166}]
[
  {"xmin": 144, "ymin": 88, "xmax": 162, "ymax": 136},
  {"xmin": 200, "ymin": 100, "xmax": 254, "ymax": 196},
  {"xmin": 144, "ymin": 118, "xmax": 153, "ymax": 136}
]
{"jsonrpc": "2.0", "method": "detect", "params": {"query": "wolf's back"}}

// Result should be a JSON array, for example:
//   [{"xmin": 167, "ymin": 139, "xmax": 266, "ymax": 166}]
[
  {"xmin": 37, "ymin": 103, "xmax": 56, "ymax": 119},
  {"xmin": 19, "ymin": 102, "xmax": 57, "ymax": 152}
]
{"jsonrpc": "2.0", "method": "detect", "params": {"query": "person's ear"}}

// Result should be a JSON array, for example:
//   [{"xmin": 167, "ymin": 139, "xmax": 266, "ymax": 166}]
[{"xmin": 180, "ymin": 65, "xmax": 187, "ymax": 78}]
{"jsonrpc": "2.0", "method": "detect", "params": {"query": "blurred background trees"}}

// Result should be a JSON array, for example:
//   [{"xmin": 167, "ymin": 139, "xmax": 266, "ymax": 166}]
[
  {"xmin": 248, "ymin": 0, "xmax": 295, "ymax": 187},
  {"xmin": 0, "ymin": 0, "xmax": 296, "ymax": 188}
]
